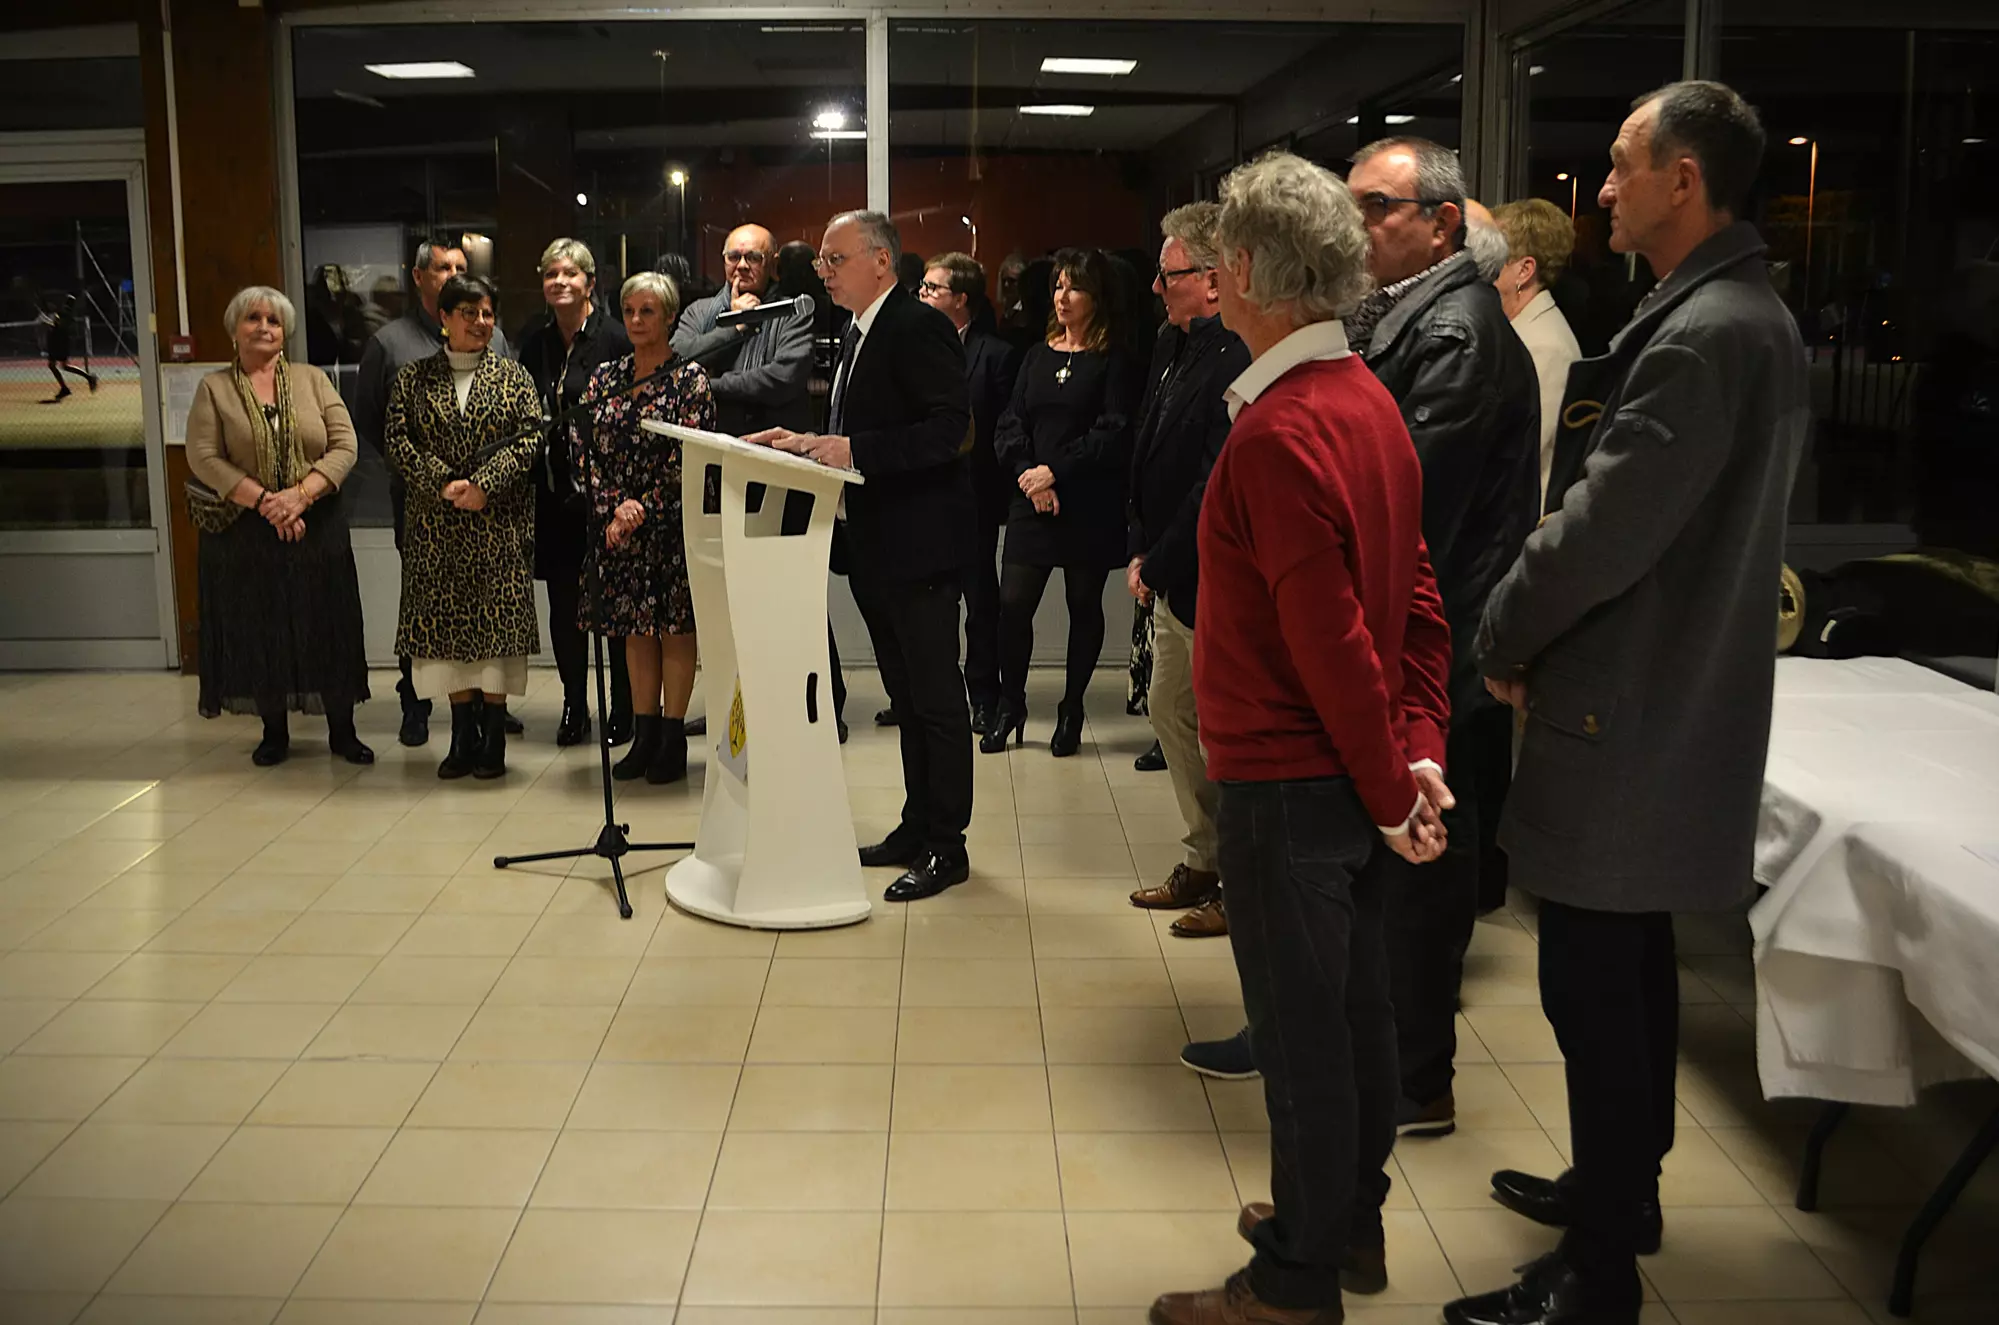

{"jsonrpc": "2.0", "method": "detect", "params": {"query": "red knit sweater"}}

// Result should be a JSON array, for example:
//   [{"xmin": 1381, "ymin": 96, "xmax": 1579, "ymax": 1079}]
[{"xmin": 1194, "ymin": 353, "xmax": 1452, "ymax": 827}]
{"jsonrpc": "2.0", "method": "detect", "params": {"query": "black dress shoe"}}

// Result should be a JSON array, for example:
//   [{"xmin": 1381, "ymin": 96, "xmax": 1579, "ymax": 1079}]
[
  {"xmin": 838, "ymin": 718, "xmax": 850, "ymax": 745},
  {"xmin": 251, "ymin": 735, "xmax": 290, "ymax": 767},
  {"xmin": 556, "ymin": 696, "xmax": 591, "ymax": 748},
  {"xmin": 1134, "ymin": 740, "xmax": 1167, "ymax": 772},
  {"xmin": 686, "ymin": 714, "xmax": 707, "ymax": 737},
  {"xmin": 330, "ymin": 736, "xmax": 375, "ymax": 766},
  {"xmin": 859, "ymin": 833, "xmax": 923, "ymax": 869},
  {"xmin": 1443, "ymin": 1252, "xmax": 1640, "ymax": 1325},
  {"xmin": 398, "ymin": 697, "xmax": 432, "ymax": 748},
  {"xmin": 1490, "ymin": 1170, "xmax": 1663, "ymax": 1255},
  {"xmin": 884, "ymin": 850, "xmax": 970, "ymax": 903},
  {"xmin": 875, "ymin": 705, "xmax": 899, "ymax": 727},
  {"xmin": 1180, "ymin": 1027, "xmax": 1258, "ymax": 1080}
]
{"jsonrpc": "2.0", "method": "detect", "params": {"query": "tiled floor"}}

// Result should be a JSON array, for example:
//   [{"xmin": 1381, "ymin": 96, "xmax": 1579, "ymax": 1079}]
[{"xmin": 0, "ymin": 666, "xmax": 1995, "ymax": 1324}]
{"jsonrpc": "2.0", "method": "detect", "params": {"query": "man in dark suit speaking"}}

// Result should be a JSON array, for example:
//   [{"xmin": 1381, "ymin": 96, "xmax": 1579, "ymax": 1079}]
[{"xmin": 747, "ymin": 210, "xmax": 977, "ymax": 903}]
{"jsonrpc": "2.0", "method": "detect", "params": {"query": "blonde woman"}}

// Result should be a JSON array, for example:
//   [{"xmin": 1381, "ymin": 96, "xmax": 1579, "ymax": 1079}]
[
  {"xmin": 186, "ymin": 285, "xmax": 371, "ymax": 767},
  {"xmin": 1492, "ymin": 197, "xmax": 1584, "ymax": 506}
]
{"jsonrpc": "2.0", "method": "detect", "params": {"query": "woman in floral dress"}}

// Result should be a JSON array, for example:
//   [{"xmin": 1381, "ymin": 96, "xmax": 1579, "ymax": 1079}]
[{"xmin": 574, "ymin": 270, "xmax": 716, "ymax": 784}]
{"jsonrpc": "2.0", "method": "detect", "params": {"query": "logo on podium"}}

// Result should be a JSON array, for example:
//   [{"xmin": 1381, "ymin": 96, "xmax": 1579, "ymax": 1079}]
[{"xmin": 718, "ymin": 678, "xmax": 749, "ymax": 783}]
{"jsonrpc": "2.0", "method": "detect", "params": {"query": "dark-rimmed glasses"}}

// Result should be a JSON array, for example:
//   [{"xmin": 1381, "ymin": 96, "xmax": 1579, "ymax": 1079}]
[
  {"xmin": 1357, "ymin": 192, "xmax": 1445, "ymax": 223},
  {"xmin": 1156, "ymin": 265, "xmax": 1208, "ymax": 283},
  {"xmin": 723, "ymin": 249, "xmax": 768, "ymax": 266}
]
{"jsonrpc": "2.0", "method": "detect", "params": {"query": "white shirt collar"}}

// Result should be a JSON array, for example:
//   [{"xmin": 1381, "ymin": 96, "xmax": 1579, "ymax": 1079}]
[
  {"xmin": 1224, "ymin": 319, "xmax": 1351, "ymax": 420},
  {"xmin": 851, "ymin": 282, "xmax": 896, "ymax": 340}
]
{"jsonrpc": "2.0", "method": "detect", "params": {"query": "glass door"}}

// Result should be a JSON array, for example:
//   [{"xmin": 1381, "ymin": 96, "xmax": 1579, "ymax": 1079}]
[{"xmin": 0, "ymin": 134, "xmax": 172, "ymax": 669}]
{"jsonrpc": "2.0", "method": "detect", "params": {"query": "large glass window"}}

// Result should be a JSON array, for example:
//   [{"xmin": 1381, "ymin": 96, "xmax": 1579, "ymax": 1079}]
[{"xmin": 290, "ymin": 20, "xmax": 865, "ymax": 525}]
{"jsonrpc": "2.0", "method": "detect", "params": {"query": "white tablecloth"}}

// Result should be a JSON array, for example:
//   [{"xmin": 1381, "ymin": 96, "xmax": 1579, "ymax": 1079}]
[{"xmin": 1750, "ymin": 656, "xmax": 1999, "ymax": 1106}]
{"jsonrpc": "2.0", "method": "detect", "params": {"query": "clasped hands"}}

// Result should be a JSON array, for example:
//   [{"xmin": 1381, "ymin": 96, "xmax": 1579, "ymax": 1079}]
[
  {"xmin": 605, "ymin": 498, "xmax": 645, "ymax": 549},
  {"xmin": 743, "ymin": 427, "xmax": 852, "ymax": 470},
  {"xmin": 1386, "ymin": 765, "xmax": 1456, "ymax": 866},
  {"xmin": 440, "ymin": 479, "xmax": 488, "ymax": 513},
  {"xmin": 256, "ymin": 486, "xmax": 309, "ymax": 543},
  {"xmin": 1019, "ymin": 464, "xmax": 1058, "ymax": 516}
]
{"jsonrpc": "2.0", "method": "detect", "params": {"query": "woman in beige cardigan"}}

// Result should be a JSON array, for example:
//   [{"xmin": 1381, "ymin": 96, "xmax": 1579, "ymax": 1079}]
[{"xmin": 186, "ymin": 285, "xmax": 372, "ymax": 766}]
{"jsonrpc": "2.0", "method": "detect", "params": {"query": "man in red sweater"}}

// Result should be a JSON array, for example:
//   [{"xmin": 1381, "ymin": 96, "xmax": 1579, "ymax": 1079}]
[{"xmin": 1148, "ymin": 152, "xmax": 1455, "ymax": 1325}]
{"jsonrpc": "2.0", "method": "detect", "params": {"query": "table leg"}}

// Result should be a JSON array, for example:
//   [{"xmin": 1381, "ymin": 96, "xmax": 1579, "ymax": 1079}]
[
  {"xmin": 1888, "ymin": 1102, "xmax": 1999, "ymax": 1317},
  {"xmin": 1796, "ymin": 1100, "xmax": 1850, "ymax": 1212}
]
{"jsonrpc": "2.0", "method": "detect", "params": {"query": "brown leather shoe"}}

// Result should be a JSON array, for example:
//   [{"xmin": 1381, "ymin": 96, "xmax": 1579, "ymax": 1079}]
[
  {"xmin": 1236, "ymin": 1203, "xmax": 1388, "ymax": 1297},
  {"xmin": 1149, "ymin": 1268, "xmax": 1342, "ymax": 1324},
  {"xmin": 1171, "ymin": 895, "xmax": 1229, "ymax": 938},
  {"xmin": 1131, "ymin": 863, "xmax": 1220, "ymax": 911}
]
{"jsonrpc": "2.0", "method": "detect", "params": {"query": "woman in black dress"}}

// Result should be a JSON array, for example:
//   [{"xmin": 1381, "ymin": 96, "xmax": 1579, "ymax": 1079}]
[
  {"xmin": 984, "ymin": 248, "xmax": 1141, "ymax": 757},
  {"xmin": 576, "ymin": 271, "xmax": 716, "ymax": 785}
]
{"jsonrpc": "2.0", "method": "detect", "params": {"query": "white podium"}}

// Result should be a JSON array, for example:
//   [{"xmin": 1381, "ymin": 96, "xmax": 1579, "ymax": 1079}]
[{"xmin": 642, "ymin": 421, "xmax": 870, "ymax": 930}]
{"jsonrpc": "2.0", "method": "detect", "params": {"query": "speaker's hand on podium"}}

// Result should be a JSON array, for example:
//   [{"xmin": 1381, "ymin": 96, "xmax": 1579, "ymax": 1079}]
[{"xmin": 747, "ymin": 427, "xmax": 852, "ymax": 471}]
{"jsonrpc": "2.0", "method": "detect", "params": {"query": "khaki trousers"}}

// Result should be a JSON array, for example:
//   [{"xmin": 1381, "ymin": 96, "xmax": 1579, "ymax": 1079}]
[{"xmin": 1148, "ymin": 596, "xmax": 1220, "ymax": 874}]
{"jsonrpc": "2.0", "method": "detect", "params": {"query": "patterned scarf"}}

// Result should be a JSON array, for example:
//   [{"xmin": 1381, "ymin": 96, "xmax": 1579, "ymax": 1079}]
[
  {"xmin": 229, "ymin": 354, "xmax": 304, "ymax": 490},
  {"xmin": 1347, "ymin": 249, "xmax": 1472, "ymax": 354}
]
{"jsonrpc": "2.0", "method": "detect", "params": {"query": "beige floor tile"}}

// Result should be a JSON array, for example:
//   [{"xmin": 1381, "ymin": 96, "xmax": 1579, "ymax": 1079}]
[
  {"xmin": 1462, "ymin": 1005, "xmax": 1564, "ymax": 1063},
  {"xmin": 0, "ymin": 910, "xmax": 62, "ymax": 950},
  {"xmin": 1049, "ymin": 1065, "xmax": 1217, "ymax": 1132},
  {"xmin": 621, "ymin": 956, "xmax": 770, "ymax": 1006},
  {"xmin": 0, "ymin": 1055, "xmax": 144, "ymax": 1121},
  {"xmin": 183, "ymin": 1124, "xmax": 393, "ymax": 1204},
  {"xmin": 1644, "ymin": 1205, "xmax": 1848, "ymax": 1301},
  {"xmin": 1444, "ymin": 1062, "xmax": 1541, "ymax": 1131},
  {"xmin": 354, "ymin": 1127, "xmax": 556, "ymax": 1207},
  {"xmin": 305, "ymin": 1003, "xmax": 476, "ymax": 1061},
  {"xmin": 886, "ymin": 1130, "xmax": 1062, "ymax": 1211},
  {"xmin": 19, "ymin": 908, "xmax": 180, "ymax": 954},
  {"xmin": 705, "ymin": 1130, "xmax": 884, "ymax": 1211},
  {"xmin": 1395, "ymin": 1127, "xmax": 1569, "ymax": 1209},
  {"xmin": 94, "ymin": 1058, "xmax": 287, "ymax": 1125},
  {"xmin": 1028, "ymin": 877, "xmax": 1155, "ymax": 917},
  {"xmin": 141, "ymin": 908, "xmax": 297, "ymax": 955},
  {"xmin": 18, "ymin": 1120, "xmax": 232, "ymax": 1200},
  {"xmin": 1032, "ymin": 913, "xmax": 1164, "ymax": 960},
  {"xmin": 598, "ymin": 1005, "xmax": 756, "ymax": 1063},
  {"xmin": 295, "ymin": 1205, "xmax": 520, "ymax": 1301},
  {"xmin": 674, "ymin": 1311, "xmax": 866, "ymax": 1325},
  {"xmin": 79, "ymin": 873, "xmax": 224, "ymax": 912},
  {"xmin": 349, "ymin": 955, "xmax": 508, "ymax": 1005},
  {"xmin": 266, "ymin": 911, "xmax": 417, "ymax": 956},
  {"xmin": 566, "ymin": 1063, "xmax": 740, "ymax": 1131},
  {"xmin": 75, "ymin": 1295, "xmax": 283, "ymax": 1324},
  {"xmin": 0, "ymin": 1196, "xmax": 170, "ymax": 1292},
  {"xmin": 1670, "ymin": 1304, "xmax": 1872, "ymax": 1325},
  {"xmin": 0, "ymin": 1000, "xmax": 65, "ymax": 1055},
  {"xmin": 425, "ymin": 873, "xmax": 564, "ymax": 915},
  {"xmin": 1460, "ymin": 953, "xmax": 1543, "ymax": 1007},
  {"xmin": 1201, "ymin": 1079, "xmax": 1269, "ymax": 1134},
  {"xmin": 391, "ymin": 913, "xmax": 535, "ymax": 958},
  {"xmin": 485, "ymin": 1208, "xmax": 698, "ymax": 1305},
  {"xmin": 897, "ymin": 1006, "xmax": 1045, "ymax": 1064},
  {"xmin": 1038, "ymin": 958, "xmax": 1178, "ymax": 1008},
  {"xmin": 1778, "ymin": 1203, "xmax": 1999, "ymax": 1305},
  {"xmin": 1425, "ymin": 1206, "xmax": 1565, "ymax": 1297},
  {"xmin": 1018, "ymin": 813, "xmax": 1126, "ymax": 846},
  {"xmin": 13, "ymin": 998, "xmax": 201, "ymax": 1056},
  {"xmin": 889, "ymin": 1312, "xmax": 1074, "ymax": 1325},
  {"xmin": 1042, "ymin": 1006, "xmax": 1189, "ymax": 1065},
  {"xmin": 475, "ymin": 1307, "xmax": 670, "ymax": 1325},
  {"xmin": 904, "ymin": 914, "xmax": 1032, "ymax": 961},
  {"xmin": 1468, "ymin": 912, "xmax": 1538, "ymax": 957},
  {"xmin": 216, "ymin": 953, "xmax": 381, "ymax": 1004},
  {"xmin": 310, "ymin": 874, "xmax": 452, "ymax": 914},
  {"xmin": 900, "ymin": 958, "xmax": 1039, "ymax": 1008},
  {"xmin": 250, "ymin": 1060, "xmax": 438, "ymax": 1127},
  {"xmin": 731, "ymin": 1064, "xmax": 893, "ymax": 1131},
  {"xmin": 1066, "ymin": 1210, "xmax": 1249, "ymax": 1307},
  {"xmin": 1021, "ymin": 840, "xmax": 1137, "ymax": 879},
  {"xmin": 1653, "ymin": 1124, "xmax": 1769, "ymax": 1208},
  {"xmin": 81, "ymin": 952, "xmax": 250, "ymax": 1002},
  {"xmin": 405, "ymin": 1061, "xmax": 587, "ymax": 1130},
  {"xmin": 515, "ymin": 912, "xmax": 657, "ymax": 959},
  {"xmin": 905, "ymin": 875, "xmax": 1029, "ymax": 917},
  {"xmin": 1057, "ymin": 1130, "xmax": 1242, "ymax": 1211},
  {"xmin": 351, "ymin": 840, "xmax": 483, "ymax": 877},
  {"xmin": 747, "ymin": 1005, "xmax": 898, "ymax": 1064},
  {"xmin": 160, "ymin": 1001, "xmax": 339, "ymax": 1059},
  {"xmin": 1708, "ymin": 1123, "xmax": 1928, "ymax": 1209},
  {"xmin": 0, "ymin": 1120, "xmax": 72, "ymax": 1194},
  {"xmin": 532, "ymin": 1128, "xmax": 721, "ymax": 1209},
  {"xmin": 761, "ymin": 956, "xmax": 902, "ymax": 1008},
  {"xmin": 196, "ymin": 872, "xmax": 342, "ymax": 912},
  {"xmin": 892, "ymin": 1064, "xmax": 1053, "ymax": 1132},
  {"xmin": 1216, "ymin": 1137, "xmax": 1421, "ymax": 1216},
  {"xmin": 0, "ymin": 950, "xmax": 127, "ymax": 999},
  {"xmin": 681, "ymin": 1210, "xmax": 882, "ymax": 1306},
  {"xmin": 647, "ymin": 914, "xmax": 779, "ymax": 958},
  {"xmin": 879, "ymin": 1210, "xmax": 1073, "ymax": 1306},
  {"xmin": 486, "ymin": 955, "xmax": 639, "ymax": 1006},
  {"xmin": 448, "ymin": 1003, "xmax": 615, "ymax": 1062}
]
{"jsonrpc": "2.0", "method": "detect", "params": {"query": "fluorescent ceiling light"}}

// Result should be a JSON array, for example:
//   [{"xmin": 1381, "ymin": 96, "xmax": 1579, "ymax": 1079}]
[
  {"xmin": 1530, "ymin": 64, "xmax": 1546, "ymax": 75},
  {"xmin": 1344, "ymin": 114, "xmax": 1417, "ymax": 126},
  {"xmin": 1965, "ymin": 137, "xmax": 1987, "ymax": 144},
  {"xmin": 813, "ymin": 108, "xmax": 847, "ymax": 130},
  {"xmin": 1020, "ymin": 104, "xmax": 1095, "ymax": 117},
  {"xmin": 365, "ymin": 61, "xmax": 475, "ymax": 80},
  {"xmin": 811, "ymin": 129, "xmax": 868, "ymax": 140},
  {"xmin": 1788, "ymin": 136, "xmax": 1809, "ymax": 146},
  {"xmin": 1040, "ymin": 57, "xmax": 1137, "ymax": 76}
]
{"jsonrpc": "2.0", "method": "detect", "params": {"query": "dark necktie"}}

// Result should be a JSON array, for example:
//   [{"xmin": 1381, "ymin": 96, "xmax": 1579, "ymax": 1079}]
[{"xmin": 829, "ymin": 323, "xmax": 862, "ymax": 435}]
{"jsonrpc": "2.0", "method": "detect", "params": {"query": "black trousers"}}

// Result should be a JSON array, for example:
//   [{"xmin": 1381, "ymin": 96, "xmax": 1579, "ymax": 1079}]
[
  {"xmin": 997, "ymin": 561, "xmax": 1109, "ymax": 712},
  {"xmin": 1387, "ymin": 708, "xmax": 1505, "ymax": 1106},
  {"xmin": 853, "ymin": 572, "xmax": 974, "ymax": 852},
  {"xmin": 963, "ymin": 512, "xmax": 1003, "ymax": 708},
  {"xmin": 544, "ymin": 562, "xmax": 631, "ymax": 713},
  {"xmin": 1471, "ymin": 707, "xmax": 1515, "ymax": 912},
  {"xmin": 827, "ymin": 622, "xmax": 847, "ymax": 723},
  {"xmin": 1540, "ymin": 899, "xmax": 1677, "ymax": 1303},
  {"xmin": 388, "ymin": 476, "xmax": 422, "ymax": 715},
  {"xmin": 1221, "ymin": 777, "xmax": 1399, "ymax": 1309}
]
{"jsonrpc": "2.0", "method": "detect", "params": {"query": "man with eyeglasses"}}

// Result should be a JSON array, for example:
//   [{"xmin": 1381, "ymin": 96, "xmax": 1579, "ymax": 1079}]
[{"xmin": 671, "ymin": 223, "xmax": 814, "ymax": 436}]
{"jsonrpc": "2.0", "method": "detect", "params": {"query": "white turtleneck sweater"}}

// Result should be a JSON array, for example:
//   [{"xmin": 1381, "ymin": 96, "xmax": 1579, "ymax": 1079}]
[{"xmin": 446, "ymin": 348, "xmax": 481, "ymax": 409}]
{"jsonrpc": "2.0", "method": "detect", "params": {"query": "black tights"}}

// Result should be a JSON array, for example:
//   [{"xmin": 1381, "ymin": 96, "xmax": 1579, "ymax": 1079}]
[
  {"xmin": 260, "ymin": 701, "xmax": 356, "ymax": 745},
  {"xmin": 998, "ymin": 561, "xmax": 1108, "ymax": 712},
  {"xmin": 546, "ymin": 572, "xmax": 630, "ymax": 710}
]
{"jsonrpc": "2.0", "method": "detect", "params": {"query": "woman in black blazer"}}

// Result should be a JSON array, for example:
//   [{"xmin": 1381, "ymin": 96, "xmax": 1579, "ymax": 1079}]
[{"xmin": 985, "ymin": 248, "xmax": 1141, "ymax": 757}]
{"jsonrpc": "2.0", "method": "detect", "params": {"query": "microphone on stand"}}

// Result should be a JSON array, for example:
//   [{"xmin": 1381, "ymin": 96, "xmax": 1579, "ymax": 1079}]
[{"xmin": 715, "ymin": 293, "xmax": 815, "ymax": 328}]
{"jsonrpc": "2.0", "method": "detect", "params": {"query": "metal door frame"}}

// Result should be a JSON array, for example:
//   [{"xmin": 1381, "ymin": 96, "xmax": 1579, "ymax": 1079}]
[{"xmin": 0, "ymin": 129, "xmax": 175, "ymax": 670}]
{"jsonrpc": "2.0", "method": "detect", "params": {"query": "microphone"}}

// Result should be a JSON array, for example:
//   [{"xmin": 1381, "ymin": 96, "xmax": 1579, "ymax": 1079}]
[{"xmin": 716, "ymin": 294, "xmax": 814, "ymax": 328}]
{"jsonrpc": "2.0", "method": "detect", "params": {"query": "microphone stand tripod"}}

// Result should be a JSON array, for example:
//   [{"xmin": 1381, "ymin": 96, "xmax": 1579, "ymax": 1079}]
[{"xmin": 489, "ymin": 360, "xmax": 689, "ymax": 919}]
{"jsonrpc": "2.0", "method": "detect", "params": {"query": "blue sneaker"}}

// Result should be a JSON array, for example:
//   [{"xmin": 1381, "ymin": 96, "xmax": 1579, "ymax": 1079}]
[{"xmin": 1180, "ymin": 1026, "xmax": 1257, "ymax": 1080}]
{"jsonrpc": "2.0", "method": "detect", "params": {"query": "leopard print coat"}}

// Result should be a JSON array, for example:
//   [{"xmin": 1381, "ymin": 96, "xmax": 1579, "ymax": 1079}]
[{"xmin": 386, "ymin": 348, "xmax": 542, "ymax": 662}]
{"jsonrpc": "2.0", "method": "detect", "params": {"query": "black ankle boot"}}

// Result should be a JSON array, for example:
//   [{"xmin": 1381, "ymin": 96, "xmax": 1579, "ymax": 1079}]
[
  {"xmin": 979, "ymin": 701, "xmax": 1027, "ymax": 754},
  {"xmin": 473, "ymin": 702, "xmax": 509, "ymax": 779},
  {"xmin": 556, "ymin": 692, "xmax": 591, "ymax": 748},
  {"xmin": 437, "ymin": 700, "xmax": 481, "ymax": 779},
  {"xmin": 1050, "ymin": 703, "xmax": 1084, "ymax": 758},
  {"xmin": 326, "ymin": 707, "xmax": 374, "ymax": 765},
  {"xmin": 253, "ymin": 714, "xmax": 290, "ymax": 767},
  {"xmin": 614, "ymin": 714, "xmax": 661, "ymax": 781},
  {"xmin": 647, "ymin": 716, "xmax": 689, "ymax": 785}
]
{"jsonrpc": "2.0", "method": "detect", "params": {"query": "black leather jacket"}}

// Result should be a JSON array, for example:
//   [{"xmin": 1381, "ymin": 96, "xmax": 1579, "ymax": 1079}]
[{"xmin": 1361, "ymin": 254, "xmax": 1541, "ymax": 724}]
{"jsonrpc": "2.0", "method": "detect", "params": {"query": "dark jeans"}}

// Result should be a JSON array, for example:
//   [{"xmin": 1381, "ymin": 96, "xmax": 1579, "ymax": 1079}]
[
  {"xmin": 1220, "ymin": 776, "xmax": 1399, "ymax": 1309},
  {"xmin": 997, "ymin": 561, "xmax": 1108, "ymax": 712},
  {"xmin": 853, "ymin": 572, "xmax": 973, "ymax": 853},
  {"xmin": 1387, "ymin": 711, "xmax": 1499, "ymax": 1106},
  {"xmin": 963, "ymin": 513, "xmax": 1002, "ymax": 707},
  {"xmin": 1540, "ymin": 899, "xmax": 1677, "ymax": 1303}
]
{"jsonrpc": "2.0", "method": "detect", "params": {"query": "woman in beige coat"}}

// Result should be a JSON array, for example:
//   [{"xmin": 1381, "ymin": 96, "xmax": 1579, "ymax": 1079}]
[{"xmin": 186, "ymin": 285, "xmax": 372, "ymax": 767}]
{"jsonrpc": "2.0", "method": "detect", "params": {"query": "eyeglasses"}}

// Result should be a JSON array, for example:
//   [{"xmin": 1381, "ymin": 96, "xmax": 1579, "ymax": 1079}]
[
  {"xmin": 1357, "ymin": 191, "xmax": 1445, "ymax": 223},
  {"xmin": 917, "ymin": 280, "xmax": 954, "ymax": 297},
  {"xmin": 723, "ymin": 250, "xmax": 768, "ymax": 266},
  {"xmin": 1156, "ymin": 265, "xmax": 1208, "ymax": 283},
  {"xmin": 812, "ymin": 251, "xmax": 855, "ymax": 273}
]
